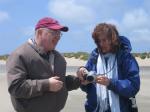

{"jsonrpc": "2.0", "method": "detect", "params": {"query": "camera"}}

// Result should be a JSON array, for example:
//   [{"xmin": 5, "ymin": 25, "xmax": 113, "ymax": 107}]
[{"xmin": 83, "ymin": 71, "xmax": 97, "ymax": 82}]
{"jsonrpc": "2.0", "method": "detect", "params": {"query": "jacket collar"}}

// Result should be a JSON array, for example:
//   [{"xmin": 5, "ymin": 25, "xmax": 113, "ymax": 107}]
[{"xmin": 28, "ymin": 38, "xmax": 53, "ymax": 56}]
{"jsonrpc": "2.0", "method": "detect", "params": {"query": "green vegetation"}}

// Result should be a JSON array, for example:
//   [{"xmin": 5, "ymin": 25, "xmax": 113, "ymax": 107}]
[
  {"xmin": 63, "ymin": 52, "xmax": 150, "ymax": 61},
  {"xmin": 132, "ymin": 52, "xmax": 150, "ymax": 60},
  {"xmin": 0, "ymin": 52, "xmax": 150, "ymax": 61},
  {"xmin": 63, "ymin": 52, "xmax": 89, "ymax": 61},
  {"xmin": 0, "ymin": 54, "xmax": 9, "ymax": 61}
]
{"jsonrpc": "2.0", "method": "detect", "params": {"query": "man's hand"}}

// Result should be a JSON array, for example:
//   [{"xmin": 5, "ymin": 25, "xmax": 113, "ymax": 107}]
[
  {"xmin": 96, "ymin": 75, "xmax": 110, "ymax": 86},
  {"xmin": 48, "ymin": 76, "xmax": 63, "ymax": 92},
  {"xmin": 76, "ymin": 67, "xmax": 88, "ymax": 81},
  {"xmin": 81, "ymin": 80, "xmax": 91, "ymax": 85}
]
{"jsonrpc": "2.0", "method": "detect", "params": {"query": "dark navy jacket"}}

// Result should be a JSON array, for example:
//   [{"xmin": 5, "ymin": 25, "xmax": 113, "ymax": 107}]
[{"xmin": 81, "ymin": 36, "xmax": 140, "ymax": 112}]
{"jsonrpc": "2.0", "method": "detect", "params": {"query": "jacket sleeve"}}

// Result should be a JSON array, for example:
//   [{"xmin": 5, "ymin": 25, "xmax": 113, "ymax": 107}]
[
  {"xmin": 80, "ymin": 52, "xmax": 96, "ymax": 92},
  {"xmin": 65, "ymin": 75, "xmax": 81, "ymax": 91},
  {"xmin": 6, "ymin": 53, "xmax": 50, "ymax": 99},
  {"xmin": 107, "ymin": 53, "xmax": 140, "ymax": 98}
]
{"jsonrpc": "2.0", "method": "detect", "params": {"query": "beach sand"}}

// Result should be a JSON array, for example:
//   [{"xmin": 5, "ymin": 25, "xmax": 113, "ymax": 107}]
[
  {"xmin": 0, "ymin": 74, "xmax": 14, "ymax": 112},
  {"xmin": 0, "ymin": 71, "xmax": 150, "ymax": 112},
  {"xmin": 0, "ymin": 58, "xmax": 150, "ymax": 112}
]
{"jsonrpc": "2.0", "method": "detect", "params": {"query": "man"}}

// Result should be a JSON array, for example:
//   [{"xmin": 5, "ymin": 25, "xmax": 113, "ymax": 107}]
[
  {"xmin": 77, "ymin": 23, "xmax": 140, "ymax": 112},
  {"xmin": 7, "ymin": 17, "xmax": 80, "ymax": 112}
]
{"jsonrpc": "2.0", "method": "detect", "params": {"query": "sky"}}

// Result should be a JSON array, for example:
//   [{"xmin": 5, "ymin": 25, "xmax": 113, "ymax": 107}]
[{"xmin": 0, "ymin": 0, "xmax": 150, "ymax": 55}]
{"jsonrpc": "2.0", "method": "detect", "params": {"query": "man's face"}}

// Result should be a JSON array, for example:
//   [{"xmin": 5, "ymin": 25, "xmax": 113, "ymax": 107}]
[
  {"xmin": 96, "ymin": 36, "xmax": 112, "ymax": 54},
  {"xmin": 41, "ymin": 28, "xmax": 62, "ymax": 51}
]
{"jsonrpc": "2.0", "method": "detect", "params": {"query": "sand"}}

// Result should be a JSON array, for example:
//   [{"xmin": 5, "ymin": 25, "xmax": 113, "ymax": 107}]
[
  {"xmin": 135, "ymin": 57, "xmax": 150, "ymax": 67},
  {"xmin": 65, "ymin": 57, "xmax": 150, "ymax": 67},
  {"xmin": 0, "ymin": 71, "xmax": 150, "ymax": 112},
  {"xmin": 0, "ymin": 60, "xmax": 6, "ymax": 64}
]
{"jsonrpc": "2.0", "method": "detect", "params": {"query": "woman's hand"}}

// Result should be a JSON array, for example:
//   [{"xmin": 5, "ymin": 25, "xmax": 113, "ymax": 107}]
[
  {"xmin": 96, "ymin": 75, "xmax": 110, "ymax": 86},
  {"xmin": 76, "ymin": 67, "xmax": 90, "ymax": 85},
  {"xmin": 76, "ymin": 67, "xmax": 88, "ymax": 81}
]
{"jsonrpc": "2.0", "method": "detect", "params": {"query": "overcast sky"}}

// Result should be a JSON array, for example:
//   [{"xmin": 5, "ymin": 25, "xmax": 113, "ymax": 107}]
[{"xmin": 0, "ymin": 0, "xmax": 150, "ymax": 55}]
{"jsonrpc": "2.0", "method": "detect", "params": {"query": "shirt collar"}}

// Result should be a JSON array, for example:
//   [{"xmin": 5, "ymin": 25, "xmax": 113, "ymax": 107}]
[{"xmin": 28, "ymin": 38, "xmax": 53, "ymax": 55}]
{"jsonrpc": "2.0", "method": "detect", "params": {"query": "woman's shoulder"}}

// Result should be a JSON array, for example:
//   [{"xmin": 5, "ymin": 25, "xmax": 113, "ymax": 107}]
[{"xmin": 117, "ymin": 50, "xmax": 137, "ymax": 66}]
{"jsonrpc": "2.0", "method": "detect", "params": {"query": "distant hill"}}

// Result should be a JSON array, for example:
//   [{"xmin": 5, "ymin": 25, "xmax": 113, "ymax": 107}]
[
  {"xmin": 63, "ymin": 52, "xmax": 150, "ymax": 61},
  {"xmin": 0, "ymin": 54, "xmax": 9, "ymax": 61},
  {"xmin": 0, "ymin": 52, "xmax": 150, "ymax": 61},
  {"xmin": 132, "ymin": 52, "xmax": 150, "ymax": 60},
  {"xmin": 63, "ymin": 52, "xmax": 89, "ymax": 61}
]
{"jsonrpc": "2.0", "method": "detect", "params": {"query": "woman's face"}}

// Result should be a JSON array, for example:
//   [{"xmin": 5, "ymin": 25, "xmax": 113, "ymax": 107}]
[{"xmin": 96, "ymin": 36, "xmax": 112, "ymax": 54}]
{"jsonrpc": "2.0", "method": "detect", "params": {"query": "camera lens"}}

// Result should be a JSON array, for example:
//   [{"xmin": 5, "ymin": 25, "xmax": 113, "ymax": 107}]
[{"xmin": 86, "ymin": 75, "xmax": 95, "ymax": 82}]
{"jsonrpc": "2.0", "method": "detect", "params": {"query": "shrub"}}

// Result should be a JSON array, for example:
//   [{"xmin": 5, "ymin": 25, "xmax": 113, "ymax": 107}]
[{"xmin": 140, "ymin": 54, "xmax": 146, "ymax": 59}]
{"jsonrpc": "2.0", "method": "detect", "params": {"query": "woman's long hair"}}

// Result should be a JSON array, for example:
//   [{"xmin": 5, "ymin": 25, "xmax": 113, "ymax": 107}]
[{"xmin": 92, "ymin": 23, "xmax": 120, "ymax": 53}]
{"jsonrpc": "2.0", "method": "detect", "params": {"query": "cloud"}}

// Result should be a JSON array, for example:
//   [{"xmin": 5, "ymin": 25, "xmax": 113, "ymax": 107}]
[
  {"xmin": 47, "ymin": 0, "xmax": 150, "ymax": 52},
  {"xmin": 121, "ymin": 8, "xmax": 150, "ymax": 43},
  {"xmin": 105, "ymin": 19, "xmax": 120, "ymax": 28},
  {"xmin": 48, "ymin": 0, "xmax": 95, "ymax": 24},
  {"xmin": 0, "ymin": 11, "xmax": 9, "ymax": 23},
  {"xmin": 130, "ymin": 29, "xmax": 150, "ymax": 42},
  {"xmin": 143, "ymin": 0, "xmax": 150, "ymax": 12},
  {"xmin": 122, "ymin": 8, "xmax": 150, "ymax": 30}
]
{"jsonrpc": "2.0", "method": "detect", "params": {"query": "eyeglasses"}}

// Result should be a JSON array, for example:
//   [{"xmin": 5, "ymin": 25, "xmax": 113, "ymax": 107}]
[
  {"xmin": 50, "ymin": 31, "xmax": 63, "ymax": 37},
  {"xmin": 44, "ymin": 28, "xmax": 63, "ymax": 37}
]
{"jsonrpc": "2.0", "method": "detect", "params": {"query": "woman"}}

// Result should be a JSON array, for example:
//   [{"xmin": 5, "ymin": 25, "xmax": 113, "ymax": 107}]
[{"xmin": 77, "ymin": 23, "xmax": 140, "ymax": 112}]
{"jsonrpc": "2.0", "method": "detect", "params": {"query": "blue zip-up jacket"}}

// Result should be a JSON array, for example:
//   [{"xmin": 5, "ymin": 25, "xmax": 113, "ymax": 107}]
[{"xmin": 81, "ymin": 36, "xmax": 140, "ymax": 112}]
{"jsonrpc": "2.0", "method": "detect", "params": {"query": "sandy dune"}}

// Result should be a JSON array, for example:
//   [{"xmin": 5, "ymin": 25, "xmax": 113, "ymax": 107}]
[{"xmin": 65, "ymin": 57, "xmax": 150, "ymax": 67}]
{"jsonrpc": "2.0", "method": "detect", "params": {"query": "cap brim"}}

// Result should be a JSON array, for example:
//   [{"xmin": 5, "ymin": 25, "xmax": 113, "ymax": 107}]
[
  {"xmin": 48, "ymin": 25, "xmax": 69, "ymax": 32},
  {"xmin": 60, "ymin": 26, "xmax": 69, "ymax": 32}
]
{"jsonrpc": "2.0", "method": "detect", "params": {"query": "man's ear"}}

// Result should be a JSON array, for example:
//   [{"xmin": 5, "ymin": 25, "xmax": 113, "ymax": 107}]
[
  {"xmin": 35, "ymin": 29, "xmax": 44, "ymax": 41},
  {"xmin": 37, "ymin": 29, "xmax": 43, "ymax": 36}
]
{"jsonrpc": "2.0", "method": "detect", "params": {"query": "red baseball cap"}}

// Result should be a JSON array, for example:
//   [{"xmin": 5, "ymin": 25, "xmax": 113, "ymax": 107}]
[{"xmin": 35, "ymin": 17, "xmax": 68, "ymax": 32}]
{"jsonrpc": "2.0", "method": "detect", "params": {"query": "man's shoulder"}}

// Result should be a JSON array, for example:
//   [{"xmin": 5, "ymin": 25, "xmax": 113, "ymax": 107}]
[
  {"xmin": 13, "ymin": 42, "xmax": 33, "ymax": 53},
  {"xmin": 9, "ymin": 42, "xmax": 35, "ymax": 59}
]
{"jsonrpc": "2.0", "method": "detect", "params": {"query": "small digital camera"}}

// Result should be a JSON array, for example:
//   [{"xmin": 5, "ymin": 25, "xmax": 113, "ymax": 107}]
[{"xmin": 83, "ymin": 71, "xmax": 97, "ymax": 82}]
